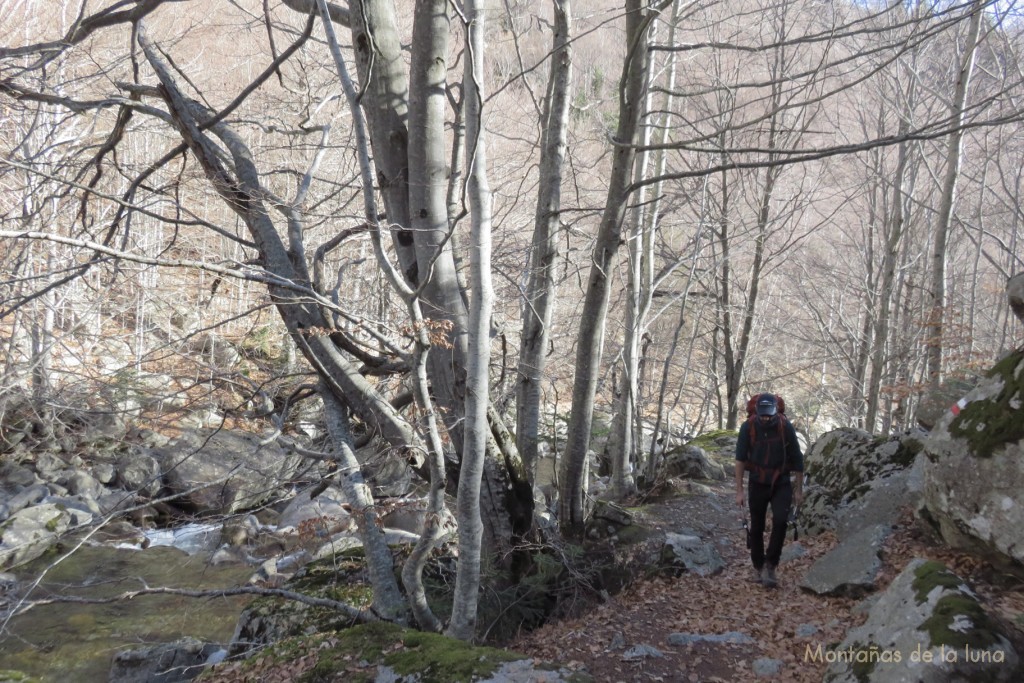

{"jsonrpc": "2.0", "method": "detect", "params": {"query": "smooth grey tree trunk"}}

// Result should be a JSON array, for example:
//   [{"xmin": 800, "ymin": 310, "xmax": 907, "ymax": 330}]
[
  {"xmin": 516, "ymin": 0, "xmax": 572, "ymax": 487},
  {"xmin": 315, "ymin": 0, "xmax": 446, "ymax": 631},
  {"xmin": 560, "ymin": 0, "xmax": 656, "ymax": 536},
  {"xmin": 865, "ymin": 122, "xmax": 913, "ymax": 432},
  {"xmin": 330, "ymin": 0, "xmax": 531, "ymax": 560},
  {"xmin": 448, "ymin": 0, "xmax": 494, "ymax": 640},
  {"xmin": 320, "ymin": 382, "xmax": 409, "ymax": 623},
  {"xmin": 925, "ymin": 0, "xmax": 984, "ymax": 387}
]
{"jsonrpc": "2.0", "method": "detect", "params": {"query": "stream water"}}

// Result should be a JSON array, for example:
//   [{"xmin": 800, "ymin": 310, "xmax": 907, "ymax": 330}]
[{"xmin": 0, "ymin": 542, "xmax": 253, "ymax": 682}]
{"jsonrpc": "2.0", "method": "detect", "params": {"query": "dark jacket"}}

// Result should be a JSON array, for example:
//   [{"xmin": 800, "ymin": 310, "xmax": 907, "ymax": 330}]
[{"xmin": 735, "ymin": 415, "xmax": 804, "ymax": 485}]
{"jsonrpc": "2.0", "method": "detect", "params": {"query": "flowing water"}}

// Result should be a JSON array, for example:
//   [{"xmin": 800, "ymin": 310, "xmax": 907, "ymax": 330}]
[{"xmin": 0, "ymin": 543, "xmax": 253, "ymax": 682}]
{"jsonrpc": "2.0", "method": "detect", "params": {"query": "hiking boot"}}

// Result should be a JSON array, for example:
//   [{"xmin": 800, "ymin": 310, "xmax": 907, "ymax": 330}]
[
  {"xmin": 750, "ymin": 566, "xmax": 763, "ymax": 583},
  {"xmin": 762, "ymin": 564, "xmax": 778, "ymax": 588}
]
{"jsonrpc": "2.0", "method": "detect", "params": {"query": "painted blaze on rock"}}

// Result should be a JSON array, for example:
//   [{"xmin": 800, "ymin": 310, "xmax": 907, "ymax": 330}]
[
  {"xmin": 946, "ymin": 349, "xmax": 1024, "ymax": 458},
  {"xmin": 920, "ymin": 349, "xmax": 1024, "ymax": 574}
]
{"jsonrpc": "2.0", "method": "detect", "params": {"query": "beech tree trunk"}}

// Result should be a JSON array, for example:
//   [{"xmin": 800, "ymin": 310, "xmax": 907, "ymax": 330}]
[
  {"xmin": 560, "ymin": 0, "xmax": 657, "ymax": 536},
  {"xmin": 448, "ymin": 0, "xmax": 494, "ymax": 640},
  {"xmin": 516, "ymin": 0, "xmax": 572, "ymax": 487},
  {"xmin": 925, "ymin": 0, "xmax": 984, "ymax": 387}
]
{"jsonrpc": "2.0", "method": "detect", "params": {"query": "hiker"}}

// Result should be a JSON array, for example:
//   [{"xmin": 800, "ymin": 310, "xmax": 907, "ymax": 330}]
[{"xmin": 734, "ymin": 392, "xmax": 804, "ymax": 588}]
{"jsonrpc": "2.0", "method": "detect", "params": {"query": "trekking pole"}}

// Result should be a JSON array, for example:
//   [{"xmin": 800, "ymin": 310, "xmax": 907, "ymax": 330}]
[
  {"xmin": 789, "ymin": 506, "xmax": 799, "ymax": 542},
  {"xmin": 743, "ymin": 515, "xmax": 751, "ymax": 549}
]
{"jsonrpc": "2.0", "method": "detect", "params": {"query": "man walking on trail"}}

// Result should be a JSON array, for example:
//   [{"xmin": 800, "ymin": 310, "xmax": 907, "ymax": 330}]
[{"xmin": 735, "ymin": 393, "xmax": 804, "ymax": 588}]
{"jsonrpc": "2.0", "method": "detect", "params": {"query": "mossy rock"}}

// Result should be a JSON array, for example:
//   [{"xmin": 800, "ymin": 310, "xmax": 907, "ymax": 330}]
[
  {"xmin": 686, "ymin": 429, "xmax": 738, "ymax": 451},
  {"xmin": 920, "ymin": 350, "xmax": 1024, "ymax": 574},
  {"xmin": 0, "ymin": 671, "xmax": 41, "ymax": 683},
  {"xmin": 207, "ymin": 623, "xmax": 592, "ymax": 682},
  {"xmin": 229, "ymin": 556, "xmax": 374, "ymax": 656},
  {"xmin": 912, "ymin": 561, "xmax": 1005, "ymax": 652},
  {"xmin": 824, "ymin": 559, "xmax": 1020, "ymax": 682},
  {"xmin": 947, "ymin": 349, "xmax": 1024, "ymax": 458}
]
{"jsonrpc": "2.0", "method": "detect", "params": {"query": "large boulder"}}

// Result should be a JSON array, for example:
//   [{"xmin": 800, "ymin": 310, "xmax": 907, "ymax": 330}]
[
  {"xmin": 661, "ymin": 445, "xmax": 726, "ymax": 481},
  {"xmin": 919, "ymin": 349, "xmax": 1024, "ymax": 576},
  {"xmin": 109, "ymin": 637, "xmax": 221, "ymax": 683},
  {"xmin": 801, "ymin": 428, "xmax": 925, "ymax": 536},
  {"xmin": 154, "ymin": 429, "xmax": 303, "ymax": 516},
  {"xmin": 116, "ymin": 449, "xmax": 164, "ymax": 498},
  {"xmin": 822, "ymin": 559, "xmax": 1019, "ymax": 682},
  {"xmin": 0, "ymin": 503, "xmax": 73, "ymax": 569}
]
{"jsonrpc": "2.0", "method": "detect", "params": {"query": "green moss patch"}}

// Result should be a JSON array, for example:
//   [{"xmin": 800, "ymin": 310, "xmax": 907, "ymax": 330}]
[
  {"xmin": 0, "ymin": 671, "xmax": 41, "ymax": 683},
  {"xmin": 919, "ymin": 594, "xmax": 1002, "ymax": 651},
  {"xmin": 912, "ymin": 562, "xmax": 1004, "ymax": 651},
  {"xmin": 305, "ymin": 622, "xmax": 524, "ymax": 683},
  {"xmin": 949, "ymin": 350, "xmax": 1024, "ymax": 458},
  {"xmin": 686, "ymin": 430, "xmax": 737, "ymax": 450},
  {"xmin": 912, "ymin": 561, "xmax": 966, "ymax": 604}
]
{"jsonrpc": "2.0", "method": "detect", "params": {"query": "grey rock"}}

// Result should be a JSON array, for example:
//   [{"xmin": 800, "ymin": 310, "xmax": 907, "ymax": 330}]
[
  {"xmin": 824, "ymin": 558, "xmax": 1020, "ymax": 682},
  {"xmin": 63, "ymin": 470, "xmax": 105, "ymax": 500},
  {"xmin": 357, "ymin": 443, "xmax": 414, "ymax": 497},
  {"xmin": 117, "ymin": 449, "xmax": 163, "ymax": 497},
  {"xmin": 0, "ymin": 502, "xmax": 72, "ymax": 569},
  {"xmin": 622, "ymin": 644, "xmax": 664, "ymax": 660},
  {"xmin": 41, "ymin": 494, "xmax": 97, "ymax": 525},
  {"xmin": 33, "ymin": 453, "xmax": 68, "ymax": 481},
  {"xmin": 378, "ymin": 497, "xmax": 456, "ymax": 539},
  {"xmin": 109, "ymin": 636, "xmax": 221, "ymax": 682},
  {"xmin": 277, "ymin": 485, "xmax": 352, "ymax": 532},
  {"xmin": 795, "ymin": 624, "xmax": 818, "ymax": 638},
  {"xmin": 780, "ymin": 541, "xmax": 807, "ymax": 563},
  {"xmin": 662, "ymin": 533, "xmax": 726, "ymax": 576},
  {"xmin": 800, "ymin": 524, "xmax": 890, "ymax": 597},
  {"xmin": 801, "ymin": 428, "xmax": 923, "ymax": 536},
  {"xmin": 4, "ymin": 484, "xmax": 49, "ymax": 516},
  {"xmin": 668, "ymin": 631, "xmax": 754, "ymax": 646},
  {"xmin": 0, "ymin": 461, "xmax": 39, "ymax": 492},
  {"xmin": 917, "ymin": 379, "xmax": 978, "ymax": 430},
  {"xmin": 920, "ymin": 351, "xmax": 1024, "ymax": 576},
  {"xmin": 154, "ymin": 429, "xmax": 302, "ymax": 515},
  {"xmin": 752, "ymin": 657, "xmax": 782, "ymax": 677},
  {"xmin": 92, "ymin": 462, "xmax": 117, "ymax": 485},
  {"xmin": 834, "ymin": 469, "xmax": 917, "ymax": 541},
  {"xmin": 661, "ymin": 445, "xmax": 727, "ymax": 481}
]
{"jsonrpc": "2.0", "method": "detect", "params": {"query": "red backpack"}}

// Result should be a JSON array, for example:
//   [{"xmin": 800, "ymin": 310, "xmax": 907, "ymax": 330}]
[{"xmin": 744, "ymin": 393, "xmax": 791, "ymax": 485}]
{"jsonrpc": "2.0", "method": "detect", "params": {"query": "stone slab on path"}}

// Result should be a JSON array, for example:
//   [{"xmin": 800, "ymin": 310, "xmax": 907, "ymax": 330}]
[{"xmin": 800, "ymin": 524, "xmax": 890, "ymax": 598}]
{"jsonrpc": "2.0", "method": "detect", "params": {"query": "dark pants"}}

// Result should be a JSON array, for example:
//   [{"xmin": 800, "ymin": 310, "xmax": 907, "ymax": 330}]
[{"xmin": 748, "ymin": 479, "xmax": 792, "ymax": 569}]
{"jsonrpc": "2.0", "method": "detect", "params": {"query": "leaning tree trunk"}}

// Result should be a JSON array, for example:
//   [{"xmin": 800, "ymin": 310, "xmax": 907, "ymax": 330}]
[
  {"xmin": 138, "ymin": 24, "xmax": 422, "ymax": 623},
  {"xmin": 315, "ymin": 0, "xmax": 447, "ymax": 631}
]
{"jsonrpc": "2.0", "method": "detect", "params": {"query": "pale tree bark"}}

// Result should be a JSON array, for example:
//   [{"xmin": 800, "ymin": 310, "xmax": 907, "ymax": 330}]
[
  {"xmin": 560, "ymin": 0, "xmax": 663, "ymax": 536},
  {"xmin": 320, "ymin": 383, "xmax": 409, "ymax": 623},
  {"xmin": 925, "ymin": 0, "xmax": 985, "ymax": 387},
  {"xmin": 137, "ymin": 22, "xmax": 430, "ymax": 623},
  {"xmin": 634, "ymin": 22, "xmax": 682, "ymax": 482},
  {"xmin": 340, "ymin": 0, "xmax": 532, "ymax": 560},
  {"xmin": 611, "ymin": 2, "xmax": 684, "ymax": 494},
  {"xmin": 516, "ymin": 0, "xmax": 572, "ymax": 487},
  {"xmin": 865, "ymin": 121, "xmax": 914, "ymax": 432},
  {"xmin": 448, "ymin": 0, "xmax": 494, "ymax": 640},
  {"xmin": 315, "ymin": 0, "xmax": 445, "ymax": 631}
]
